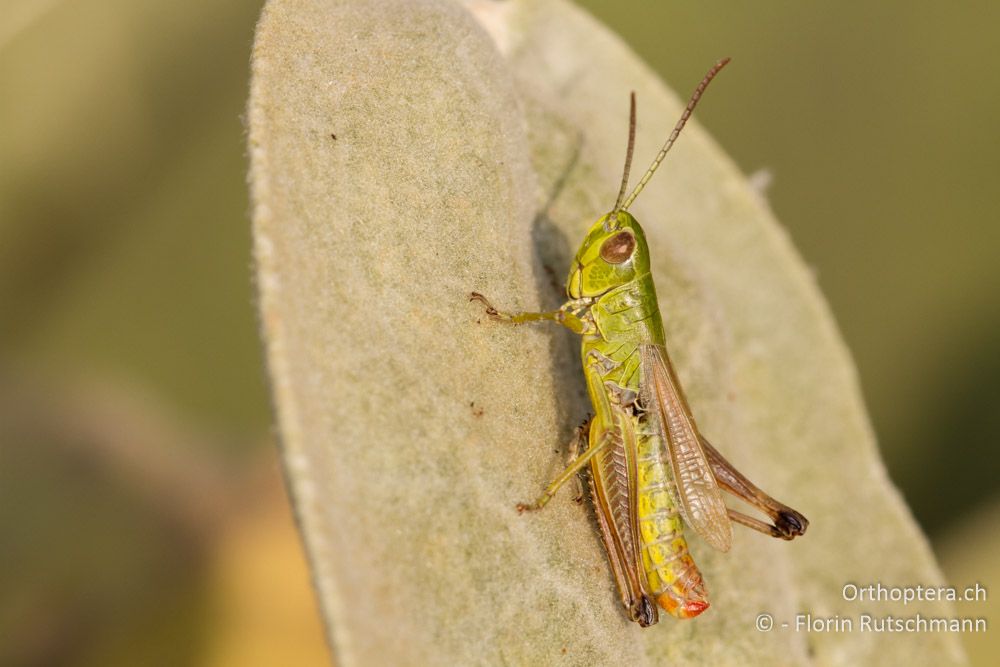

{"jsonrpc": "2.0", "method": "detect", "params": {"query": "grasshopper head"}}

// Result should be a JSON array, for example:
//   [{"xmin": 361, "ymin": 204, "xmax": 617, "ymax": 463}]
[
  {"xmin": 565, "ymin": 211, "xmax": 651, "ymax": 299},
  {"xmin": 565, "ymin": 61, "xmax": 730, "ymax": 301}
]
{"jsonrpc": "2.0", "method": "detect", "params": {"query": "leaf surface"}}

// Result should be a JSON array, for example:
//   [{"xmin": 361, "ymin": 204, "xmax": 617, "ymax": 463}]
[{"xmin": 248, "ymin": 1, "xmax": 967, "ymax": 664}]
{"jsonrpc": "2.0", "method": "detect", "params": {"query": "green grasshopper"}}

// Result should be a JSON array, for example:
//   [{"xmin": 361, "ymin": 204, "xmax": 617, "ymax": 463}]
[{"xmin": 470, "ymin": 58, "xmax": 807, "ymax": 626}]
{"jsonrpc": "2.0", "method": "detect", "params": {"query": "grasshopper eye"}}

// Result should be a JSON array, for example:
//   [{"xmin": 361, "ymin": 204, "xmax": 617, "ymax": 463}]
[{"xmin": 600, "ymin": 230, "xmax": 636, "ymax": 264}]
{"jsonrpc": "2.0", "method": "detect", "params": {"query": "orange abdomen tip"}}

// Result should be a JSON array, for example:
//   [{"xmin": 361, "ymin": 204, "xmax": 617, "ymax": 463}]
[
  {"xmin": 657, "ymin": 593, "xmax": 710, "ymax": 619},
  {"xmin": 679, "ymin": 599, "xmax": 710, "ymax": 619}
]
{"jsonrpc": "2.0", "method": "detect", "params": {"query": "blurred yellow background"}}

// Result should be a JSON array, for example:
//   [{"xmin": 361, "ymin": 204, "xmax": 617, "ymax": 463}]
[{"xmin": 1, "ymin": 0, "xmax": 996, "ymax": 665}]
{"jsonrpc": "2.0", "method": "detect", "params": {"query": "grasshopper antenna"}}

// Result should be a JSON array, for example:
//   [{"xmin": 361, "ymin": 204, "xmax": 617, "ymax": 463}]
[
  {"xmin": 621, "ymin": 57, "xmax": 731, "ymax": 211},
  {"xmin": 612, "ymin": 91, "xmax": 638, "ymax": 214}
]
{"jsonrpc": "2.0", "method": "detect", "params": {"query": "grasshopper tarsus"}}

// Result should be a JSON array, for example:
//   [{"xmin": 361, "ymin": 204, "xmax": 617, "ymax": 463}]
[
  {"xmin": 636, "ymin": 597, "xmax": 659, "ymax": 628},
  {"xmin": 518, "ymin": 493, "xmax": 555, "ymax": 513},
  {"xmin": 775, "ymin": 510, "xmax": 809, "ymax": 538},
  {"xmin": 468, "ymin": 291, "xmax": 502, "ymax": 320}
]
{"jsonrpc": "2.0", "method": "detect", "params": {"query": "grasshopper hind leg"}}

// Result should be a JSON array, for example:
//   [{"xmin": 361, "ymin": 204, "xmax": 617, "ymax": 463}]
[
  {"xmin": 699, "ymin": 435, "xmax": 809, "ymax": 540},
  {"xmin": 726, "ymin": 508, "xmax": 806, "ymax": 541},
  {"xmin": 635, "ymin": 595, "xmax": 658, "ymax": 628}
]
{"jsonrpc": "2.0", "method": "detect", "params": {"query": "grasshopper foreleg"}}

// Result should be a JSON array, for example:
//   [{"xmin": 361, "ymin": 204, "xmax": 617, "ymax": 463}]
[
  {"xmin": 469, "ymin": 292, "xmax": 593, "ymax": 334},
  {"xmin": 517, "ymin": 423, "xmax": 613, "ymax": 514}
]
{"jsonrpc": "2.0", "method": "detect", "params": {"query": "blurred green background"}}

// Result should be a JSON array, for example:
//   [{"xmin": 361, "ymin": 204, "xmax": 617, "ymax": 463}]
[{"xmin": 1, "ymin": 0, "xmax": 996, "ymax": 665}]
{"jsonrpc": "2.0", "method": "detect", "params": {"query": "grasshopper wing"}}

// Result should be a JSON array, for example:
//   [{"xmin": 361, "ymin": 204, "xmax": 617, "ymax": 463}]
[{"xmin": 640, "ymin": 344, "xmax": 733, "ymax": 552}]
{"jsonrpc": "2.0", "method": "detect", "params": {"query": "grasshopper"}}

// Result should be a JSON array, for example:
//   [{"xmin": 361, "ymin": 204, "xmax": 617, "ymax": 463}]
[{"xmin": 470, "ymin": 58, "xmax": 807, "ymax": 626}]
